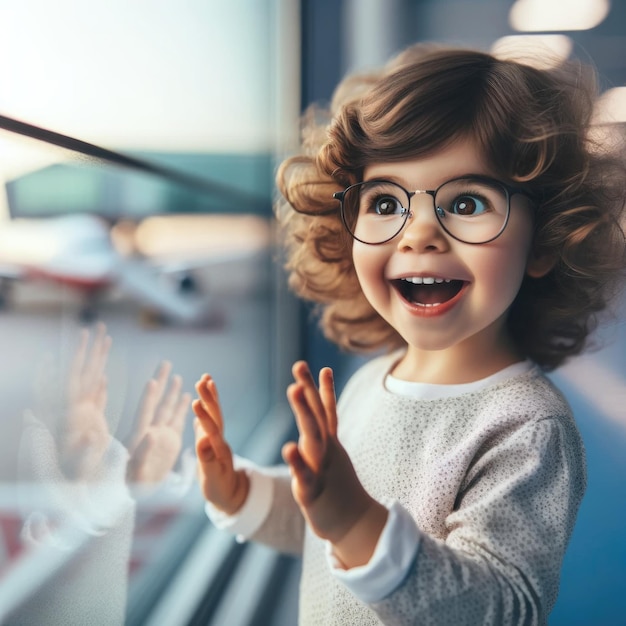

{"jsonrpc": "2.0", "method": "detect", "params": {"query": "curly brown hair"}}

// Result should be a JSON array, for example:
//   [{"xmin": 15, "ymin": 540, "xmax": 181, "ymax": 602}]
[{"xmin": 275, "ymin": 44, "xmax": 626, "ymax": 370}]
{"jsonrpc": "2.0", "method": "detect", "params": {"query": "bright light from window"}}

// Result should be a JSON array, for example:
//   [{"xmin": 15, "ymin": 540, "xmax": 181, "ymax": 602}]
[
  {"xmin": 0, "ymin": 1, "xmax": 275, "ymax": 151},
  {"xmin": 509, "ymin": 0, "xmax": 611, "ymax": 32},
  {"xmin": 491, "ymin": 35, "xmax": 573, "ymax": 68}
]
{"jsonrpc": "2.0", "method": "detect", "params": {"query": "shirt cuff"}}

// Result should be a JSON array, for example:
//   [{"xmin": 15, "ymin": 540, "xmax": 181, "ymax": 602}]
[
  {"xmin": 204, "ymin": 457, "xmax": 274, "ymax": 543},
  {"xmin": 326, "ymin": 500, "xmax": 420, "ymax": 604}
]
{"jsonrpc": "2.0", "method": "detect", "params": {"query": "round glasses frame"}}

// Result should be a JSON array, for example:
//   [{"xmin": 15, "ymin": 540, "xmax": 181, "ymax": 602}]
[{"xmin": 332, "ymin": 175, "xmax": 529, "ymax": 246}]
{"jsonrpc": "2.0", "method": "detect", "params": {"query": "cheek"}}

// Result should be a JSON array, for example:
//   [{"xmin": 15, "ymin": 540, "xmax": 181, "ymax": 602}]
[
  {"xmin": 474, "ymin": 222, "xmax": 534, "ymax": 303},
  {"xmin": 477, "ymin": 252, "xmax": 528, "ymax": 298},
  {"xmin": 352, "ymin": 244, "xmax": 388, "ymax": 300}
]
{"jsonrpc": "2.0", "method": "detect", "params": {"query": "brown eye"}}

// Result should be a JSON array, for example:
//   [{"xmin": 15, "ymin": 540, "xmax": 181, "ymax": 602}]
[
  {"xmin": 374, "ymin": 196, "xmax": 403, "ymax": 215},
  {"xmin": 451, "ymin": 195, "xmax": 485, "ymax": 216}
]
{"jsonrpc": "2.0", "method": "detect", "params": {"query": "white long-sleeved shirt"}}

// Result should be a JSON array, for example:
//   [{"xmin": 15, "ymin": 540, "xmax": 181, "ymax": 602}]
[{"xmin": 207, "ymin": 353, "xmax": 586, "ymax": 625}]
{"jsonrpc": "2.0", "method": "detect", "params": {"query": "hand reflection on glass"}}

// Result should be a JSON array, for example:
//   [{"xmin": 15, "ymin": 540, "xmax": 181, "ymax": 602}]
[
  {"xmin": 126, "ymin": 360, "xmax": 191, "ymax": 485},
  {"xmin": 59, "ymin": 323, "xmax": 112, "ymax": 481},
  {"xmin": 18, "ymin": 322, "xmax": 192, "ymax": 536},
  {"xmin": 41, "ymin": 323, "xmax": 192, "ymax": 487}
]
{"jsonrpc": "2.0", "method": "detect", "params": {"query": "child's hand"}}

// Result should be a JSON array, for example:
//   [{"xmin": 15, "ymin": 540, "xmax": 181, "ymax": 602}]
[
  {"xmin": 61, "ymin": 323, "xmax": 112, "ymax": 479},
  {"xmin": 283, "ymin": 361, "xmax": 388, "ymax": 568},
  {"xmin": 193, "ymin": 374, "xmax": 249, "ymax": 515},
  {"xmin": 126, "ymin": 361, "xmax": 191, "ymax": 484}
]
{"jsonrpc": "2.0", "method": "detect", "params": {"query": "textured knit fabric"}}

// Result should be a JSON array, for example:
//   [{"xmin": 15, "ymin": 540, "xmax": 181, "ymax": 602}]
[{"xmin": 249, "ymin": 352, "xmax": 586, "ymax": 625}]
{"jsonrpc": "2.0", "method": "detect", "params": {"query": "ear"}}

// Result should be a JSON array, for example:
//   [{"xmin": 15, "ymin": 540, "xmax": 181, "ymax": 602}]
[{"xmin": 526, "ymin": 251, "xmax": 556, "ymax": 278}]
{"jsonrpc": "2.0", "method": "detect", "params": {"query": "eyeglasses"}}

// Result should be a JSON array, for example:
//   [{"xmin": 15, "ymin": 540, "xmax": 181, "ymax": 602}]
[{"xmin": 333, "ymin": 175, "xmax": 527, "ymax": 245}]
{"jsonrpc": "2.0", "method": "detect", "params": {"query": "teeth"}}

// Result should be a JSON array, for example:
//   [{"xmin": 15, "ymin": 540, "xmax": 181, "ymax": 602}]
[
  {"xmin": 401, "ymin": 277, "xmax": 452, "ymax": 284},
  {"xmin": 415, "ymin": 302, "xmax": 442, "ymax": 307}
]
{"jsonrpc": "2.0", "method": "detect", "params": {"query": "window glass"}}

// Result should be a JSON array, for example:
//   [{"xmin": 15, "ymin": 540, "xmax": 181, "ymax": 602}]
[{"xmin": 0, "ymin": 1, "xmax": 299, "ymax": 623}]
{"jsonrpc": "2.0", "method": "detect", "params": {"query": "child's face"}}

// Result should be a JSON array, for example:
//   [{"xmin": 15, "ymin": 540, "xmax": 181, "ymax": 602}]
[{"xmin": 352, "ymin": 137, "xmax": 539, "ymax": 377}]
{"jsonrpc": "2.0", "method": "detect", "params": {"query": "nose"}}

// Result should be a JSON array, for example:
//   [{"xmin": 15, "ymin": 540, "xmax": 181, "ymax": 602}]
[{"xmin": 396, "ymin": 192, "xmax": 450, "ymax": 253}]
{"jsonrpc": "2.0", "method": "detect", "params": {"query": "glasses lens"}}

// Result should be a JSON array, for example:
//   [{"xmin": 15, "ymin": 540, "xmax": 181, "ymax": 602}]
[
  {"xmin": 341, "ymin": 181, "xmax": 410, "ymax": 244},
  {"xmin": 434, "ymin": 178, "xmax": 510, "ymax": 243}
]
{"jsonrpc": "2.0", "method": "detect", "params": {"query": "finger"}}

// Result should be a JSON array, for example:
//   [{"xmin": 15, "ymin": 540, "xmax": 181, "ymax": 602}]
[
  {"xmin": 192, "ymin": 400, "xmax": 221, "ymax": 439},
  {"xmin": 282, "ymin": 441, "xmax": 311, "ymax": 481},
  {"xmin": 281, "ymin": 441, "xmax": 320, "ymax": 503},
  {"xmin": 194, "ymin": 375, "xmax": 225, "ymax": 433},
  {"xmin": 292, "ymin": 361, "xmax": 327, "ymax": 441},
  {"xmin": 134, "ymin": 361, "xmax": 172, "ymax": 437},
  {"xmin": 194, "ymin": 375, "xmax": 224, "ymax": 431},
  {"xmin": 318, "ymin": 367, "xmax": 338, "ymax": 437},
  {"xmin": 193, "ymin": 408, "xmax": 233, "ymax": 466},
  {"xmin": 82, "ymin": 323, "xmax": 111, "ymax": 391},
  {"xmin": 193, "ymin": 414, "xmax": 214, "ymax": 461},
  {"xmin": 287, "ymin": 382, "xmax": 323, "ymax": 444},
  {"xmin": 137, "ymin": 361, "xmax": 172, "ymax": 428},
  {"xmin": 193, "ymin": 415, "xmax": 204, "ymax": 444},
  {"xmin": 133, "ymin": 379, "xmax": 159, "ymax": 445},
  {"xmin": 286, "ymin": 382, "xmax": 325, "ymax": 470},
  {"xmin": 192, "ymin": 403, "xmax": 230, "ymax": 457},
  {"xmin": 152, "ymin": 361, "xmax": 173, "ymax": 406},
  {"xmin": 155, "ymin": 374, "xmax": 183, "ymax": 425}
]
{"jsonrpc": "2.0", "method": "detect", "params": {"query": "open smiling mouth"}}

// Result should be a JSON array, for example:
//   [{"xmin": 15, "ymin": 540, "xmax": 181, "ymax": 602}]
[{"xmin": 392, "ymin": 277, "xmax": 466, "ymax": 307}]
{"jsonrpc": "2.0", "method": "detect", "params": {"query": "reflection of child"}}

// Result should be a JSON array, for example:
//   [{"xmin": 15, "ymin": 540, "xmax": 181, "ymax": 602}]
[
  {"xmin": 193, "ymin": 45, "xmax": 626, "ymax": 624},
  {"xmin": 13, "ymin": 324, "xmax": 191, "ymax": 625}
]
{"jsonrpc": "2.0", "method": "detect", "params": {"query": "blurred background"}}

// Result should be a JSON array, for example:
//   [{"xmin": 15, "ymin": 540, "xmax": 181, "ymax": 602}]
[{"xmin": 0, "ymin": 0, "xmax": 623, "ymax": 624}]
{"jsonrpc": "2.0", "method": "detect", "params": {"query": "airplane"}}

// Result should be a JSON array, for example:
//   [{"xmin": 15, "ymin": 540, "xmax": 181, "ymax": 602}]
[
  {"xmin": 0, "ymin": 114, "xmax": 272, "ymax": 324},
  {"xmin": 0, "ymin": 211, "xmax": 271, "ymax": 325}
]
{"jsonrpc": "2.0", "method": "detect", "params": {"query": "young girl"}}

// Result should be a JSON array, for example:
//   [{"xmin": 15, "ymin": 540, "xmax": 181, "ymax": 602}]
[{"xmin": 192, "ymin": 44, "xmax": 626, "ymax": 625}]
